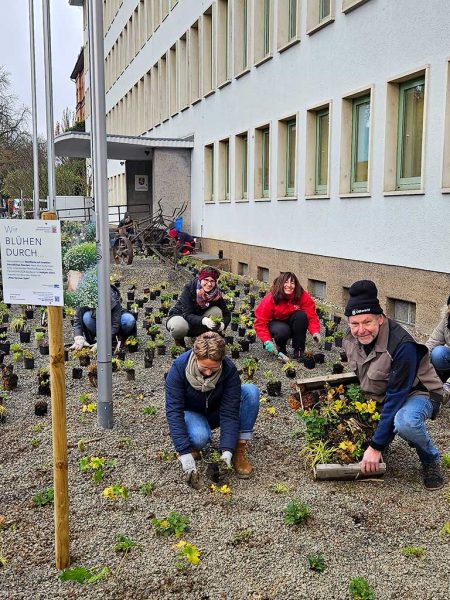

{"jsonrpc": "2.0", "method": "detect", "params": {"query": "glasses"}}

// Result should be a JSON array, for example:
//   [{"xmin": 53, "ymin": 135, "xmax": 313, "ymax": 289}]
[{"xmin": 202, "ymin": 278, "xmax": 216, "ymax": 284}]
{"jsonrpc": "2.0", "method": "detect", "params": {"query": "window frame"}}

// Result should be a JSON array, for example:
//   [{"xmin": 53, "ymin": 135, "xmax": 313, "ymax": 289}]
[
  {"xmin": 350, "ymin": 95, "xmax": 371, "ymax": 193},
  {"xmin": 262, "ymin": 127, "xmax": 270, "ymax": 198},
  {"xmin": 286, "ymin": 119, "xmax": 297, "ymax": 196},
  {"xmin": 315, "ymin": 108, "xmax": 330, "ymax": 195}
]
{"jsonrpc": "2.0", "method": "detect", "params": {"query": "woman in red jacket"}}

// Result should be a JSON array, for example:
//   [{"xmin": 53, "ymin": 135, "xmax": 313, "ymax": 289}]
[{"xmin": 254, "ymin": 272, "xmax": 321, "ymax": 359}]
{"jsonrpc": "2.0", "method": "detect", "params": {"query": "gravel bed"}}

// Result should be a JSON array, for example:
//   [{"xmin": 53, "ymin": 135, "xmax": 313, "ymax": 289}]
[{"xmin": 0, "ymin": 257, "xmax": 449, "ymax": 600}]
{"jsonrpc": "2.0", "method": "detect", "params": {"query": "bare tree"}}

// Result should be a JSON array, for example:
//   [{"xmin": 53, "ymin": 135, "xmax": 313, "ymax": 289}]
[{"xmin": 0, "ymin": 67, "xmax": 29, "ymax": 144}]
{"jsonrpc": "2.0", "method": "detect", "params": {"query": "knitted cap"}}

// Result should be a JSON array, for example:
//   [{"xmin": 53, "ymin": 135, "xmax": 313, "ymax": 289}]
[
  {"xmin": 198, "ymin": 267, "xmax": 219, "ymax": 282},
  {"xmin": 447, "ymin": 294, "xmax": 450, "ymax": 306},
  {"xmin": 344, "ymin": 280, "xmax": 383, "ymax": 317}
]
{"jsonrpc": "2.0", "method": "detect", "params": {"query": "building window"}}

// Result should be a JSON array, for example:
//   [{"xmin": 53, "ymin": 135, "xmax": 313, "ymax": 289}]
[
  {"xmin": 202, "ymin": 8, "xmax": 213, "ymax": 95},
  {"xmin": 307, "ymin": 0, "xmax": 335, "ymax": 34},
  {"xmin": 159, "ymin": 55, "xmax": 168, "ymax": 121},
  {"xmin": 219, "ymin": 138, "xmax": 230, "ymax": 201},
  {"xmin": 396, "ymin": 78, "xmax": 425, "ymax": 190},
  {"xmin": 257, "ymin": 266, "xmax": 269, "ymax": 282},
  {"xmin": 178, "ymin": 34, "xmax": 188, "ymax": 110},
  {"xmin": 351, "ymin": 96, "xmax": 370, "ymax": 192},
  {"xmin": 277, "ymin": 117, "xmax": 297, "ymax": 198},
  {"xmin": 443, "ymin": 61, "xmax": 450, "ymax": 191},
  {"xmin": 254, "ymin": 0, "xmax": 272, "ymax": 64},
  {"xmin": 217, "ymin": 0, "xmax": 230, "ymax": 86},
  {"xmin": 169, "ymin": 44, "xmax": 178, "ymax": 116},
  {"xmin": 234, "ymin": 0, "xmax": 249, "ymax": 75},
  {"xmin": 235, "ymin": 132, "xmax": 248, "ymax": 201},
  {"xmin": 389, "ymin": 298, "xmax": 416, "ymax": 325},
  {"xmin": 309, "ymin": 279, "xmax": 326, "ymax": 300},
  {"xmin": 315, "ymin": 108, "xmax": 329, "ymax": 195},
  {"xmin": 255, "ymin": 125, "xmax": 271, "ymax": 199},
  {"xmin": 342, "ymin": 286, "xmax": 350, "ymax": 306},
  {"xmin": 238, "ymin": 261, "xmax": 249, "ymax": 276},
  {"xmin": 204, "ymin": 144, "xmax": 215, "ymax": 202},
  {"xmin": 278, "ymin": 0, "xmax": 299, "ymax": 49},
  {"xmin": 188, "ymin": 21, "xmax": 200, "ymax": 103}
]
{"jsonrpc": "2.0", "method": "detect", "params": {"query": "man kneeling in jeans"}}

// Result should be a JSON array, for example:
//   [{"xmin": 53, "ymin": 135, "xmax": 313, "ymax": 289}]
[
  {"xmin": 165, "ymin": 332, "xmax": 260, "ymax": 488},
  {"xmin": 343, "ymin": 280, "xmax": 445, "ymax": 490}
]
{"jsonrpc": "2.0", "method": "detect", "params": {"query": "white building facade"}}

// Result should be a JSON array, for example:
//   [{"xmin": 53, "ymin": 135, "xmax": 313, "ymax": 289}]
[{"xmin": 75, "ymin": 0, "xmax": 450, "ymax": 331}]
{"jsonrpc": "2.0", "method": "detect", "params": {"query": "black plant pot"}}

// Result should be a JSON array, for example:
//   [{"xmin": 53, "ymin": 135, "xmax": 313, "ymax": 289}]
[
  {"xmin": 127, "ymin": 292, "xmax": 135, "ymax": 301},
  {"xmin": 304, "ymin": 357, "xmax": 316, "ymax": 370},
  {"xmin": 246, "ymin": 333, "xmax": 256, "ymax": 343},
  {"xmin": 259, "ymin": 291, "xmax": 265, "ymax": 298},
  {"xmin": 72, "ymin": 367, "xmax": 83, "ymax": 379},
  {"xmin": 126, "ymin": 369, "xmax": 135, "ymax": 381},
  {"xmin": 2, "ymin": 314, "xmax": 9, "ymax": 324},
  {"xmin": 131, "ymin": 311, "xmax": 139, "ymax": 321},
  {"xmin": 324, "ymin": 342, "xmax": 333, "ymax": 352},
  {"xmin": 39, "ymin": 345, "xmax": 49, "ymax": 356},
  {"xmin": 19, "ymin": 331, "xmax": 31, "ymax": 343},
  {"xmin": 145, "ymin": 348, "xmax": 155, "ymax": 361},
  {"xmin": 154, "ymin": 316, "xmax": 162, "ymax": 325},
  {"xmin": 79, "ymin": 355, "xmax": 90, "ymax": 366},
  {"xmin": 145, "ymin": 307, "xmax": 153, "ymax": 316},
  {"xmin": 23, "ymin": 357, "xmax": 35, "ymax": 369},
  {"xmin": 116, "ymin": 350, "xmax": 126, "ymax": 361},
  {"xmin": 285, "ymin": 368, "xmax": 296, "ymax": 379},
  {"xmin": 25, "ymin": 310, "xmax": 34, "ymax": 319},
  {"xmin": 157, "ymin": 345, "xmax": 166, "ymax": 356},
  {"xmin": 38, "ymin": 383, "xmax": 51, "ymax": 396},
  {"xmin": 334, "ymin": 337, "xmax": 343, "ymax": 348},
  {"xmin": 266, "ymin": 381, "xmax": 282, "ymax": 396},
  {"xmin": 34, "ymin": 400, "xmax": 48, "ymax": 416},
  {"xmin": 64, "ymin": 350, "xmax": 69, "ymax": 362},
  {"xmin": 231, "ymin": 349, "xmax": 240, "ymax": 359},
  {"xmin": 0, "ymin": 326, "xmax": 7, "ymax": 335},
  {"xmin": 155, "ymin": 289, "xmax": 161, "ymax": 297},
  {"xmin": 0, "ymin": 351, "xmax": 4, "ymax": 364},
  {"xmin": 332, "ymin": 363, "xmax": 344, "ymax": 374},
  {"xmin": 238, "ymin": 339, "xmax": 250, "ymax": 352},
  {"xmin": 172, "ymin": 293, "xmax": 179, "ymax": 300},
  {"xmin": 144, "ymin": 357, "xmax": 153, "ymax": 368},
  {"xmin": 231, "ymin": 323, "xmax": 238, "ymax": 332},
  {"xmin": 126, "ymin": 301, "xmax": 133, "ymax": 311},
  {"xmin": 0, "ymin": 342, "xmax": 10, "ymax": 355},
  {"xmin": 325, "ymin": 328, "xmax": 335, "ymax": 338},
  {"xmin": 333, "ymin": 315, "xmax": 342, "ymax": 325},
  {"xmin": 340, "ymin": 351, "xmax": 348, "ymax": 363},
  {"xmin": 248, "ymin": 297, "xmax": 256, "ymax": 309},
  {"xmin": 127, "ymin": 344, "xmax": 139, "ymax": 353},
  {"xmin": 150, "ymin": 292, "xmax": 157, "ymax": 300},
  {"xmin": 225, "ymin": 335, "xmax": 234, "ymax": 344},
  {"xmin": 238, "ymin": 327, "xmax": 246, "ymax": 337},
  {"xmin": 137, "ymin": 299, "xmax": 145, "ymax": 308},
  {"xmin": 314, "ymin": 352, "xmax": 325, "ymax": 364}
]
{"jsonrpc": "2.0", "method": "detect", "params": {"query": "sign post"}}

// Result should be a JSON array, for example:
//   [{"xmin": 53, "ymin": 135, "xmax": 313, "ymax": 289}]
[{"xmin": 0, "ymin": 217, "xmax": 69, "ymax": 569}]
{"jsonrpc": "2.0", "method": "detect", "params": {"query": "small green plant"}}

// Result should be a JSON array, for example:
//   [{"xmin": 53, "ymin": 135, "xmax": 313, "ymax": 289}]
[
  {"xmin": 113, "ymin": 535, "xmax": 137, "ymax": 553},
  {"xmin": 241, "ymin": 357, "xmax": 258, "ymax": 379},
  {"xmin": 32, "ymin": 487, "xmax": 54, "ymax": 508},
  {"xmin": 263, "ymin": 370, "xmax": 277, "ymax": 384},
  {"xmin": 123, "ymin": 359, "xmax": 134, "ymax": 370},
  {"xmin": 130, "ymin": 303, "xmax": 139, "ymax": 312},
  {"xmin": 23, "ymin": 349, "xmax": 33, "ymax": 359},
  {"xmin": 440, "ymin": 522, "xmax": 450, "ymax": 536},
  {"xmin": 324, "ymin": 335, "xmax": 334, "ymax": 344},
  {"xmin": 169, "ymin": 344, "xmax": 185, "ymax": 358},
  {"xmin": 272, "ymin": 483, "xmax": 289, "ymax": 495},
  {"xmin": 173, "ymin": 540, "xmax": 200, "ymax": 569},
  {"xmin": 59, "ymin": 565, "xmax": 109, "ymax": 584},
  {"xmin": 400, "ymin": 546, "xmax": 425, "ymax": 558},
  {"xmin": 151, "ymin": 512, "xmax": 190, "ymax": 537},
  {"xmin": 30, "ymin": 438, "xmax": 41, "ymax": 448},
  {"xmin": 441, "ymin": 453, "xmax": 450, "ymax": 468},
  {"xmin": 146, "ymin": 340, "xmax": 156, "ymax": 350},
  {"xmin": 306, "ymin": 553, "xmax": 326, "ymax": 573},
  {"xmin": 283, "ymin": 499, "xmax": 310, "ymax": 526},
  {"xmin": 228, "ymin": 528, "xmax": 253, "ymax": 546},
  {"xmin": 10, "ymin": 317, "xmax": 26, "ymax": 332},
  {"xmin": 140, "ymin": 481, "xmax": 156, "ymax": 496},
  {"xmin": 157, "ymin": 449, "xmax": 177, "ymax": 461},
  {"xmin": 79, "ymin": 456, "xmax": 117, "ymax": 483},
  {"xmin": 124, "ymin": 336, "xmax": 139, "ymax": 348},
  {"xmin": 348, "ymin": 577, "xmax": 375, "ymax": 600},
  {"xmin": 111, "ymin": 357, "xmax": 122, "ymax": 370},
  {"xmin": 210, "ymin": 314, "xmax": 222, "ymax": 326},
  {"xmin": 143, "ymin": 405, "xmax": 157, "ymax": 416},
  {"xmin": 282, "ymin": 360, "xmax": 296, "ymax": 372},
  {"xmin": 101, "ymin": 484, "xmax": 129, "ymax": 501},
  {"xmin": 34, "ymin": 331, "xmax": 45, "ymax": 343},
  {"xmin": 334, "ymin": 330, "xmax": 344, "ymax": 339}
]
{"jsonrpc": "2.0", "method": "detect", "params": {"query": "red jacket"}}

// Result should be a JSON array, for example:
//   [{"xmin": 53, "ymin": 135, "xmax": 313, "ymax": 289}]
[{"xmin": 254, "ymin": 291, "xmax": 320, "ymax": 343}]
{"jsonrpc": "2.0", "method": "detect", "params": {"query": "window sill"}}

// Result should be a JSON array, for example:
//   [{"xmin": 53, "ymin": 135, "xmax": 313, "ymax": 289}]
[
  {"xmin": 441, "ymin": 187, "xmax": 450, "ymax": 194},
  {"xmin": 154, "ymin": 123, "xmax": 161, "ymax": 129},
  {"xmin": 278, "ymin": 37, "xmax": 301, "ymax": 54},
  {"xmin": 171, "ymin": 110, "xmax": 179, "ymax": 118},
  {"xmin": 191, "ymin": 97, "xmax": 202, "ymax": 106},
  {"xmin": 162, "ymin": 117, "xmax": 170, "ymax": 123},
  {"xmin": 254, "ymin": 53, "xmax": 273, "ymax": 68},
  {"xmin": 255, "ymin": 197, "xmax": 271, "ymax": 202},
  {"xmin": 204, "ymin": 89, "xmax": 216, "ymax": 99},
  {"xmin": 383, "ymin": 190, "xmax": 425, "ymax": 196},
  {"xmin": 218, "ymin": 79, "xmax": 232, "ymax": 90},
  {"xmin": 277, "ymin": 196, "xmax": 298, "ymax": 201},
  {"xmin": 180, "ymin": 104, "xmax": 190, "ymax": 113},
  {"xmin": 218, "ymin": 199, "xmax": 231, "ymax": 203},
  {"xmin": 235, "ymin": 67, "xmax": 251, "ymax": 80},
  {"xmin": 304, "ymin": 194, "xmax": 330, "ymax": 200},
  {"xmin": 339, "ymin": 192, "xmax": 371, "ymax": 198},
  {"xmin": 235, "ymin": 198, "xmax": 249, "ymax": 203},
  {"xmin": 342, "ymin": 0, "xmax": 370, "ymax": 13},
  {"xmin": 204, "ymin": 200, "xmax": 215, "ymax": 205},
  {"xmin": 307, "ymin": 16, "xmax": 335, "ymax": 36}
]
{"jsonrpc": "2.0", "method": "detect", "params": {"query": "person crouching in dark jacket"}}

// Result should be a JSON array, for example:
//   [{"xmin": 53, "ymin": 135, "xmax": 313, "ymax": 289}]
[
  {"xmin": 70, "ymin": 285, "xmax": 136, "ymax": 350},
  {"xmin": 166, "ymin": 266, "xmax": 231, "ymax": 348},
  {"xmin": 165, "ymin": 332, "xmax": 260, "ymax": 488}
]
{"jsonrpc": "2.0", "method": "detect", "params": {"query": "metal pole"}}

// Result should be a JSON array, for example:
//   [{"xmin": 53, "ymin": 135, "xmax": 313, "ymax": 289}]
[
  {"xmin": 88, "ymin": 0, "xmax": 113, "ymax": 428},
  {"xmin": 28, "ymin": 0, "xmax": 40, "ymax": 219},
  {"xmin": 42, "ymin": 0, "xmax": 56, "ymax": 212}
]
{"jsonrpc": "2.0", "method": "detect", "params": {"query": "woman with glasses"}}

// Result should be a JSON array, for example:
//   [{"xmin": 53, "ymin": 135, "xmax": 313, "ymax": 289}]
[
  {"xmin": 255, "ymin": 271, "xmax": 321, "ymax": 360},
  {"xmin": 166, "ymin": 266, "xmax": 230, "ymax": 347},
  {"xmin": 165, "ymin": 332, "xmax": 260, "ymax": 487}
]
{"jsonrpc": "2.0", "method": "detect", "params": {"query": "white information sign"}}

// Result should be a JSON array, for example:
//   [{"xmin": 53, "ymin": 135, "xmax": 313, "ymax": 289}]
[
  {"xmin": 135, "ymin": 175, "xmax": 148, "ymax": 191},
  {"xmin": 0, "ymin": 219, "xmax": 64, "ymax": 306}
]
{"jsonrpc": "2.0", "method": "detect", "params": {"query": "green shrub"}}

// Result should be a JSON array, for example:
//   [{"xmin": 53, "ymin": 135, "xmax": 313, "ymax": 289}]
[
  {"xmin": 349, "ymin": 577, "xmax": 375, "ymax": 600},
  {"xmin": 63, "ymin": 242, "xmax": 97, "ymax": 272},
  {"xmin": 82, "ymin": 221, "xmax": 96, "ymax": 242},
  {"xmin": 283, "ymin": 499, "xmax": 310, "ymax": 526},
  {"xmin": 66, "ymin": 267, "xmax": 98, "ymax": 308}
]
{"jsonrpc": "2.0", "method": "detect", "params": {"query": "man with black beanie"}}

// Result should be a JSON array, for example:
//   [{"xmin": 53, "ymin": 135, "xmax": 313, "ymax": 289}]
[{"xmin": 343, "ymin": 280, "xmax": 445, "ymax": 490}]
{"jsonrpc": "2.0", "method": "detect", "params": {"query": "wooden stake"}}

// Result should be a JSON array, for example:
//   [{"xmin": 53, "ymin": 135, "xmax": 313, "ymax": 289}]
[{"xmin": 42, "ymin": 211, "xmax": 70, "ymax": 569}]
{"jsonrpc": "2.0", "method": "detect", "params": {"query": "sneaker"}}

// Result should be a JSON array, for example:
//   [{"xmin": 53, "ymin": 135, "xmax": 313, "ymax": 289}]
[
  {"xmin": 422, "ymin": 462, "xmax": 444, "ymax": 490},
  {"xmin": 443, "ymin": 378, "xmax": 450, "ymax": 406}
]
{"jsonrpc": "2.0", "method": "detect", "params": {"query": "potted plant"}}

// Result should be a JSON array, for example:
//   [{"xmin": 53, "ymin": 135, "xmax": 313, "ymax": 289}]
[
  {"xmin": 224, "ymin": 334, "xmax": 234, "ymax": 345},
  {"xmin": 153, "ymin": 311, "xmax": 163, "ymax": 325},
  {"xmin": 332, "ymin": 362, "xmax": 344, "ymax": 374},
  {"xmin": 125, "ymin": 336, "xmax": 139, "ymax": 353},
  {"xmin": 11, "ymin": 317, "xmax": 30, "ymax": 342},
  {"xmin": 34, "ymin": 400, "xmax": 48, "ymax": 417},
  {"xmin": 333, "ymin": 315, "xmax": 342, "ymax": 325},
  {"xmin": 323, "ymin": 336, "xmax": 334, "ymax": 352},
  {"xmin": 111, "ymin": 357, "xmax": 122, "ymax": 372},
  {"xmin": 24, "ymin": 305, "xmax": 34, "ymax": 319},
  {"xmin": 130, "ymin": 303, "xmax": 139, "ymax": 320},
  {"xmin": 2, "ymin": 364, "xmax": 18, "ymax": 391},
  {"xmin": 230, "ymin": 316, "xmax": 239, "ymax": 332},
  {"xmin": 37, "ymin": 368, "xmax": 51, "ymax": 395},
  {"xmin": 0, "ymin": 403, "xmax": 6, "ymax": 424},
  {"xmin": 147, "ymin": 324, "xmax": 160, "ymax": 340},
  {"xmin": 314, "ymin": 352, "xmax": 325, "ymax": 365},
  {"xmin": 325, "ymin": 320, "xmax": 336, "ymax": 338},
  {"xmin": 145, "ymin": 340, "xmax": 156, "ymax": 360},
  {"xmin": 88, "ymin": 362, "xmax": 98, "ymax": 387},
  {"xmin": 230, "ymin": 342, "xmax": 241, "ymax": 359},
  {"xmin": 155, "ymin": 335, "xmax": 166, "ymax": 356},
  {"xmin": 73, "ymin": 347, "xmax": 91, "ymax": 366},
  {"xmin": 209, "ymin": 314, "xmax": 223, "ymax": 332},
  {"xmin": 124, "ymin": 358, "xmax": 135, "ymax": 381},
  {"xmin": 0, "ymin": 333, "xmax": 10, "ymax": 355},
  {"xmin": 282, "ymin": 360, "xmax": 297, "ymax": 379},
  {"xmin": 340, "ymin": 351, "xmax": 348, "ymax": 363},
  {"xmin": 11, "ymin": 343, "xmax": 23, "ymax": 363},
  {"xmin": 34, "ymin": 330, "xmax": 45, "ymax": 350},
  {"xmin": 145, "ymin": 306, "xmax": 153, "ymax": 316},
  {"xmin": 237, "ymin": 338, "xmax": 250, "ymax": 352},
  {"xmin": 0, "ymin": 303, "xmax": 10, "ymax": 324},
  {"xmin": 263, "ymin": 370, "xmax": 282, "ymax": 397},
  {"xmin": 333, "ymin": 331, "xmax": 344, "ymax": 348},
  {"xmin": 241, "ymin": 356, "xmax": 258, "ymax": 380},
  {"xmin": 72, "ymin": 365, "xmax": 83, "ymax": 379},
  {"xmin": 127, "ymin": 289, "xmax": 135, "ymax": 301},
  {"xmin": 170, "ymin": 344, "xmax": 185, "ymax": 359},
  {"xmin": 303, "ymin": 350, "xmax": 316, "ymax": 370},
  {"xmin": 38, "ymin": 338, "xmax": 49, "ymax": 356}
]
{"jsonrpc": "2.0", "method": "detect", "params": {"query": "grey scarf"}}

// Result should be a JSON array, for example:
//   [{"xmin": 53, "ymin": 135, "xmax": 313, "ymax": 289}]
[{"xmin": 185, "ymin": 351, "xmax": 222, "ymax": 392}]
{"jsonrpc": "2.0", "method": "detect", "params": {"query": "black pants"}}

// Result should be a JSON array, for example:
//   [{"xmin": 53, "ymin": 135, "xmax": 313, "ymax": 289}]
[{"xmin": 268, "ymin": 311, "xmax": 308, "ymax": 353}]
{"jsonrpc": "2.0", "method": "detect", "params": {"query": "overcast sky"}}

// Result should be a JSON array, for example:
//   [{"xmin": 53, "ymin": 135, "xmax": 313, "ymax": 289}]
[{"xmin": 1, "ymin": 0, "xmax": 83, "ymax": 136}]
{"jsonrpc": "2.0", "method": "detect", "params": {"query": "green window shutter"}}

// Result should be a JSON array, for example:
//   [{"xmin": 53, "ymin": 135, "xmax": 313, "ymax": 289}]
[
  {"xmin": 286, "ymin": 120, "xmax": 296, "ymax": 196},
  {"xmin": 315, "ymin": 109, "xmax": 329, "ymax": 195},
  {"xmin": 351, "ymin": 96, "xmax": 370, "ymax": 192},
  {"xmin": 396, "ymin": 77, "xmax": 425, "ymax": 190}
]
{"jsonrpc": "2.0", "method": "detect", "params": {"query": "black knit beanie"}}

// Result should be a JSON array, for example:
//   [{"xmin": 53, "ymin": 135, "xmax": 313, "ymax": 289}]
[
  {"xmin": 447, "ymin": 295, "xmax": 450, "ymax": 306},
  {"xmin": 344, "ymin": 280, "xmax": 383, "ymax": 317}
]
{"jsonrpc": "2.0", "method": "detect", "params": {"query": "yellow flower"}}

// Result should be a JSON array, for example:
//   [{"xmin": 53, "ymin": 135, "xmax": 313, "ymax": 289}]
[
  {"xmin": 82, "ymin": 402, "xmax": 97, "ymax": 413},
  {"xmin": 339, "ymin": 440, "xmax": 357, "ymax": 453},
  {"xmin": 366, "ymin": 400, "xmax": 377, "ymax": 414},
  {"xmin": 219, "ymin": 484, "xmax": 231, "ymax": 495},
  {"xmin": 173, "ymin": 540, "xmax": 187, "ymax": 550},
  {"xmin": 101, "ymin": 487, "xmax": 115, "ymax": 499},
  {"xmin": 159, "ymin": 520, "xmax": 170, "ymax": 529},
  {"xmin": 336, "ymin": 385, "xmax": 345, "ymax": 394},
  {"xmin": 333, "ymin": 400, "xmax": 346, "ymax": 412},
  {"xmin": 354, "ymin": 401, "xmax": 366, "ymax": 413},
  {"xmin": 266, "ymin": 406, "xmax": 276, "ymax": 415},
  {"xmin": 259, "ymin": 396, "xmax": 268, "ymax": 403},
  {"xmin": 89, "ymin": 456, "xmax": 105, "ymax": 470}
]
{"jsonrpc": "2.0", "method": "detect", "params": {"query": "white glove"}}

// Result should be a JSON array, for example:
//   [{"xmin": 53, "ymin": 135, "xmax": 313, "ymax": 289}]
[
  {"xmin": 313, "ymin": 333, "xmax": 321, "ymax": 344},
  {"xmin": 90, "ymin": 343, "xmax": 97, "ymax": 355},
  {"xmin": 220, "ymin": 450, "xmax": 232, "ymax": 467},
  {"xmin": 70, "ymin": 335, "xmax": 89, "ymax": 351},
  {"xmin": 443, "ymin": 379, "xmax": 450, "ymax": 406},
  {"xmin": 219, "ymin": 322, "xmax": 225, "ymax": 332},
  {"xmin": 179, "ymin": 453, "xmax": 197, "ymax": 473},
  {"xmin": 202, "ymin": 317, "xmax": 215, "ymax": 330}
]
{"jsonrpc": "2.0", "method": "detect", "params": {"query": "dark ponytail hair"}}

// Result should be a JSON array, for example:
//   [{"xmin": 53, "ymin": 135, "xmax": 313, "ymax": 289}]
[{"xmin": 270, "ymin": 272, "xmax": 303, "ymax": 304}]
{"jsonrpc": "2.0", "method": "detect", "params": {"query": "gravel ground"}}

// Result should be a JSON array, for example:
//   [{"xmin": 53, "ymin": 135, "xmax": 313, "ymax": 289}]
[{"xmin": 0, "ymin": 256, "xmax": 449, "ymax": 600}]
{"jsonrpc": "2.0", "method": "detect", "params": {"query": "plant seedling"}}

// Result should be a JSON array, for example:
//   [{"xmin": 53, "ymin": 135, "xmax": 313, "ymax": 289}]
[
  {"xmin": 441, "ymin": 453, "xmax": 450, "ymax": 468},
  {"xmin": 348, "ymin": 577, "xmax": 375, "ymax": 600},
  {"xmin": 272, "ymin": 483, "xmax": 289, "ymax": 495},
  {"xmin": 400, "ymin": 546, "xmax": 425, "ymax": 558},
  {"xmin": 440, "ymin": 522, "xmax": 450, "ymax": 536},
  {"xmin": 283, "ymin": 499, "xmax": 310, "ymax": 526},
  {"xmin": 306, "ymin": 553, "xmax": 326, "ymax": 573},
  {"xmin": 101, "ymin": 484, "xmax": 129, "ymax": 501},
  {"xmin": 228, "ymin": 528, "xmax": 253, "ymax": 546},
  {"xmin": 32, "ymin": 487, "xmax": 54, "ymax": 508},
  {"xmin": 143, "ymin": 405, "xmax": 157, "ymax": 415},
  {"xmin": 151, "ymin": 512, "xmax": 190, "ymax": 537},
  {"xmin": 113, "ymin": 535, "xmax": 137, "ymax": 553},
  {"xmin": 140, "ymin": 481, "xmax": 156, "ymax": 496},
  {"xmin": 59, "ymin": 565, "xmax": 109, "ymax": 584},
  {"xmin": 173, "ymin": 540, "xmax": 200, "ymax": 569}
]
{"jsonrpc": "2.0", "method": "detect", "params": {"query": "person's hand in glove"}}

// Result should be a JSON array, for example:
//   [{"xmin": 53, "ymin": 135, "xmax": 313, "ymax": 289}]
[
  {"xmin": 263, "ymin": 340, "xmax": 276, "ymax": 354},
  {"xmin": 202, "ymin": 317, "xmax": 215, "ymax": 330},
  {"xmin": 218, "ymin": 322, "xmax": 225, "ymax": 332},
  {"xmin": 90, "ymin": 343, "xmax": 97, "ymax": 355},
  {"xmin": 312, "ymin": 333, "xmax": 321, "ymax": 344},
  {"xmin": 70, "ymin": 335, "xmax": 90, "ymax": 351},
  {"xmin": 179, "ymin": 453, "xmax": 201, "ymax": 489},
  {"xmin": 220, "ymin": 450, "xmax": 233, "ymax": 468}
]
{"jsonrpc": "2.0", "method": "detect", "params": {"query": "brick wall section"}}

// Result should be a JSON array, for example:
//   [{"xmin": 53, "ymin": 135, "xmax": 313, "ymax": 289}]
[
  {"xmin": 200, "ymin": 238, "xmax": 450, "ymax": 335},
  {"xmin": 152, "ymin": 148, "xmax": 191, "ymax": 232}
]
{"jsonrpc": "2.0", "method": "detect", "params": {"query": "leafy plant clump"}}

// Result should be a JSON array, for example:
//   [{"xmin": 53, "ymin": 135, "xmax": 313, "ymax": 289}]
[
  {"xmin": 59, "ymin": 565, "xmax": 109, "ymax": 584},
  {"xmin": 283, "ymin": 499, "xmax": 310, "ymax": 526},
  {"xmin": 297, "ymin": 384, "xmax": 381, "ymax": 466},
  {"xmin": 348, "ymin": 577, "xmax": 375, "ymax": 600},
  {"xmin": 151, "ymin": 512, "xmax": 190, "ymax": 537},
  {"xmin": 400, "ymin": 546, "xmax": 425, "ymax": 558},
  {"xmin": 173, "ymin": 540, "xmax": 200, "ymax": 569},
  {"xmin": 66, "ymin": 266, "xmax": 98, "ymax": 308},
  {"xmin": 79, "ymin": 456, "xmax": 117, "ymax": 482},
  {"xmin": 63, "ymin": 242, "xmax": 97, "ymax": 272},
  {"xmin": 113, "ymin": 535, "xmax": 137, "ymax": 553},
  {"xmin": 32, "ymin": 487, "xmax": 54, "ymax": 508},
  {"xmin": 306, "ymin": 553, "xmax": 326, "ymax": 572}
]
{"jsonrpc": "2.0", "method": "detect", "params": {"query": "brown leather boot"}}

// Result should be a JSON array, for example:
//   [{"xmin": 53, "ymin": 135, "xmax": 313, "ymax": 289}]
[{"xmin": 233, "ymin": 440, "xmax": 253, "ymax": 478}]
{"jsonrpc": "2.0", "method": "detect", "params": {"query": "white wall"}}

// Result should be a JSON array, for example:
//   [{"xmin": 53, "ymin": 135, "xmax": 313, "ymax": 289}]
[{"xmin": 105, "ymin": 0, "xmax": 450, "ymax": 274}]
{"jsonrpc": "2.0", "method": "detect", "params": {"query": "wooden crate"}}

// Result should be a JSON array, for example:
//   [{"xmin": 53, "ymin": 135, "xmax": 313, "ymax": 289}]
[{"xmin": 314, "ymin": 462, "xmax": 386, "ymax": 481}]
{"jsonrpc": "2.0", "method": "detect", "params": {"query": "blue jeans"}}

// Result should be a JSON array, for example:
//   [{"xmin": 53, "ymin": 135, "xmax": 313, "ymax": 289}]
[
  {"xmin": 392, "ymin": 393, "xmax": 440, "ymax": 465},
  {"xmin": 184, "ymin": 384, "xmax": 260, "ymax": 450},
  {"xmin": 82, "ymin": 311, "xmax": 136, "ymax": 338},
  {"xmin": 430, "ymin": 345, "xmax": 450, "ymax": 371}
]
